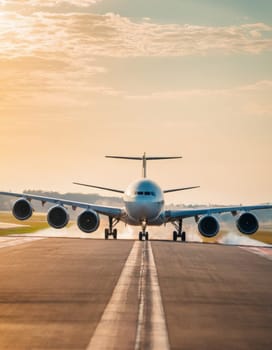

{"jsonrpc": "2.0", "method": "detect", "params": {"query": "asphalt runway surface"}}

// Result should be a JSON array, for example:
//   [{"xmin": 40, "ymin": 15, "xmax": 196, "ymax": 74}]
[{"xmin": 0, "ymin": 237, "xmax": 271, "ymax": 349}]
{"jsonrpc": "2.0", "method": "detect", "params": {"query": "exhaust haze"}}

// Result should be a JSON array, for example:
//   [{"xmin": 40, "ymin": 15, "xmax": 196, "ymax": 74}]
[{"xmin": 217, "ymin": 231, "xmax": 271, "ymax": 247}]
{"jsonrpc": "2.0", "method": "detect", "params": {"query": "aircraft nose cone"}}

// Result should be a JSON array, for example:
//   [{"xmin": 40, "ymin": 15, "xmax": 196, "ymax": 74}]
[{"xmin": 126, "ymin": 201, "xmax": 161, "ymax": 221}]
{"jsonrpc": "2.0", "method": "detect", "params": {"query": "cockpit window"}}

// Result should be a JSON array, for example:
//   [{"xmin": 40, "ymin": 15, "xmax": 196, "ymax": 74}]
[{"xmin": 135, "ymin": 191, "xmax": 155, "ymax": 196}]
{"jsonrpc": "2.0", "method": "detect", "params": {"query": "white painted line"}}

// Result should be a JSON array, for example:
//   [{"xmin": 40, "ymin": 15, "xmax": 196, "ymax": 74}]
[
  {"xmin": 0, "ymin": 236, "xmax": 44, "ymax": 249},
  {"xmin": 240, "ymin": 246, "xmax": 272, "ymax": 261},
  {"xmin": 86, "ymin": 240, "xmax": 170, "ymax": 350},
  {"xmin": 135, "ymin": 241, "xmax": 170, "ymax": 350},
  {"xmin": 148, "ymin": 241, "xmax": 170, "ymax": 350},
  {"xmin": 86, "ymin": 241, "xmax": 141, "ymax": 350}
]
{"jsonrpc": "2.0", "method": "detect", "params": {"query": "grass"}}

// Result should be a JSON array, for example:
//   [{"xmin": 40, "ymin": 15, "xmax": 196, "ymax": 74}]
[
  {"xmin": 249, "ymin": 230, "xmax": 272, "ymax": 244},
  {"xmin": 0, "ymin": 211, "xmax": 49, "ymax": 236}
]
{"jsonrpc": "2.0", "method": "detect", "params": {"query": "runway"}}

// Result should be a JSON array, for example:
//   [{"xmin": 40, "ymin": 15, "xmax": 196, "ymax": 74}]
[{"xmin": 0, "ymin": 237, "xmax": 271, "ymax": 349}]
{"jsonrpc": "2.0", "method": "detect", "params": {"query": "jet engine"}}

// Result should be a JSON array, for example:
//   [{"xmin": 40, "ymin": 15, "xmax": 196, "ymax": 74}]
[
  {"xmin": 12, "ymin": 198, "xmax": 33, "ymax": 220},
  {"xmin": 236, "ymin": 212, "xmax": 259, "ymax": 235},
  {"xmin": 77, "ymin": 210, "xmax": 100, "ymax": 233},
  {"xmin": 198, "ymin": 215, "xmax": 220, "ymax": 238},
  {"xmin": 47, "ymin": 206, "xmax": 69, "ymax": 229}
]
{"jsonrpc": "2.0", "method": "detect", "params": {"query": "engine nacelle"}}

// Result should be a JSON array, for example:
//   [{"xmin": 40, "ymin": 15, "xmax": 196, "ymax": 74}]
[
  {"xmin": 47, "ymin": 206, "xmax": 69, "ymax": 229},
  {"xmin": 236, "ymin": 212, "xmax": 259, "ymax": 235},
  {"xmin": 198, "ymin": 215, "xmax": 220, "ymax": 238},
  {"xmin": 12, "ymin": 198, "xmax": 33, "ymax": 220},
  {"xmin": 77, "ymin": 210, "xmax": 100, "ymax": 233}
]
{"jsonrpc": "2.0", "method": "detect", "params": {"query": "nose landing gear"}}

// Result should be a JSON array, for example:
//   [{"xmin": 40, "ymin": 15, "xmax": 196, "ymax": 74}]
[
  {"xmin": 139, "ymin": 220, "xmax": 149, "ymax": 241},
  {"xmin": 139, "ymin": 231, "xmax": 149, "ymax": 241}
]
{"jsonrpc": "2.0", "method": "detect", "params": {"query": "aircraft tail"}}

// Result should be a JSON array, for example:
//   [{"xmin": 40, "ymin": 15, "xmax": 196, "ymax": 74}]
[{"xmin": 105, "ymin": 153, "xmax": 182, "ymax": 178}]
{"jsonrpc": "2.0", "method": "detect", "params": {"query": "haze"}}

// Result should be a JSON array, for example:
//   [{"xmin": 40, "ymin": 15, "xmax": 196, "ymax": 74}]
[{"xmin": 0, "ymin": 0, "xmax": 271, "ymax": 205}]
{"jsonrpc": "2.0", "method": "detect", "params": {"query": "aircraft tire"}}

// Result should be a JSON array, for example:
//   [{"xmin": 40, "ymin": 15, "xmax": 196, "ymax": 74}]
[
  {"xmin": 113, "ymin": 229, "xmax": 117, "ymax": 239},
  {"xmin": 105, "ymin": 228, "xmax": 109, "ymax": 240},
  {"xmin": 181, "ymin": 231, "xmax": 186, "ymax": 242},
  {"xmin": 146, "ymin": 232, "xmax": 149, "ymax": 241},
  {"xmin": 173, "ymin": 231, "xmax": 177, "ymax": 241},
  {"xmin": 139, "ymin": 232, "xmax": 143, "ymax": 241}
]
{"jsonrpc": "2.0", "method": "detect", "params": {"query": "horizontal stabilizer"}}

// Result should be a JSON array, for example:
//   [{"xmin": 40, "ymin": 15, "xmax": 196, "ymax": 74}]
[
  {"xmin": 106, "ymin": 153, "xmax": 182, "ymax": 178},
  {"xmin": 164, "ymin": 186, "xmax": 200, "ymax": 193},
  {"xmin": 106, "ymin": 155, "xmax": 182, "ymax": 160},
  {"xmin": 73, "ymin": 182, "xmax": 124, "ymax": 194},
  {"xmin": 106, "ymin": 156, "xmax": 142, "ymax": 160}
]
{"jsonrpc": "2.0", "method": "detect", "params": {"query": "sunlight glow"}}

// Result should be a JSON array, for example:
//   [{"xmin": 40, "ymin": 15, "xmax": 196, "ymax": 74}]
[{"xmin": 0, "ymin": 0, "xmax": 271, "ymax": 204}]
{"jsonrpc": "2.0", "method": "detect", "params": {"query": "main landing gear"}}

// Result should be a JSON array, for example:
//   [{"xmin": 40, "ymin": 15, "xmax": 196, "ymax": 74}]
[
  {"xmin": 172, "ymin": 219, "xmax": 186, "ymax": 242},
  {"xmin": 105, "ymin": 217, "xmax": 119, "ymax": 240},
  {"xmin": 139, "ymin": 220, "xmax": 149, "ymax": 241}
]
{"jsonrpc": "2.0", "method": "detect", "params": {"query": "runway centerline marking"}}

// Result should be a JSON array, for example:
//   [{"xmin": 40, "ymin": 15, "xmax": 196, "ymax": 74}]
[
  {"xmin": 135, "ymin": 240, "xmax": 170, "ymax": 350},
  {"xmin": 86, "ymin": 240, "xmax": 169, "ymax": 350},
  {"xmin": 86, "ymin": 241, "xmax": 141, "ymax": 350}
]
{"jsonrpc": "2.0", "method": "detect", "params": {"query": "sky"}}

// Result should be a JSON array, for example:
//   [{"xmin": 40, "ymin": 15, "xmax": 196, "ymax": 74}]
[{"xmin": 0, "ymin": 0, "xmax": 271, "ymax": 205}]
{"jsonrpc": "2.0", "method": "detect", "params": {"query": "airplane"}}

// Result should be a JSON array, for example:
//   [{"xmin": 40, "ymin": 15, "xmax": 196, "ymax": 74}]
[{"xmin": 0, "ymin": 153, "xmax": 272, "ymax": 242}]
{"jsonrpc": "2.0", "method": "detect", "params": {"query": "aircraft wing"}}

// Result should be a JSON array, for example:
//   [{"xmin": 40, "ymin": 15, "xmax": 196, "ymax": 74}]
[
  {"xmin": 0, "ymin": 191, "xmax": 124, "ymax": 218},
  {"xmin": 165, "ymin": 204, "xmax": 272, "ymax": 221}
]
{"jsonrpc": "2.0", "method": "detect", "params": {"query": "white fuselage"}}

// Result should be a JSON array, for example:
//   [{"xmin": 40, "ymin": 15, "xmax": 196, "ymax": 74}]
[{"xmin": 123, "ymin": 178, "xmax": 165, "ymax": 225}]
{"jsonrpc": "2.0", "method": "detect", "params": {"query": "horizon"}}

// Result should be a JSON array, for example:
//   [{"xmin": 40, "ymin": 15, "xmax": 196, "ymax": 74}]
[{"xmin": 1, "ymin": 188, "xmax": 271, "ymax": 208}]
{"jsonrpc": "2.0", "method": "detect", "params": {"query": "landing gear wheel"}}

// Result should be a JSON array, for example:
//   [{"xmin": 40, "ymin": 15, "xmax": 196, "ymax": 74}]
[
  {"xmin": 105, "ymin": 228, "xmax": 109, "ymax": 240},
  {"xmin": 146, "ymin": 232, "xmax": 149, "ymax": 241},
  {"xmin": 113, "ymin": 229, "xmax": 117, "ymax": 240},
  {"xmin": 172, "ymin": 219, "xmax": 186, "ymax": 242},
  {"xmin": 139, "ymin": 232, "xmax": 143, "ymax": 241}
]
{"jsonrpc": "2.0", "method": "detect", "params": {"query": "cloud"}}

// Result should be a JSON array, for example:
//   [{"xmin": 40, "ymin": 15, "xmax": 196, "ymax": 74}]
[
  {"xmin": 0, "ymin": 9, "xmax": 271, "ymax": 109},
  {"xmin": 1, "ymin": 0, "xmax": 101, "ymax": 7},
  {"xmin": 126, "ymin": 80, "xmax": 272, "ymax": 119},
  {"xmin": 127, "ymin": 80, "xmax": 272, "ymax": 100},
  {"xmin": 0, "ymin": 12, "xmax": 271, "ymax": 62}
]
